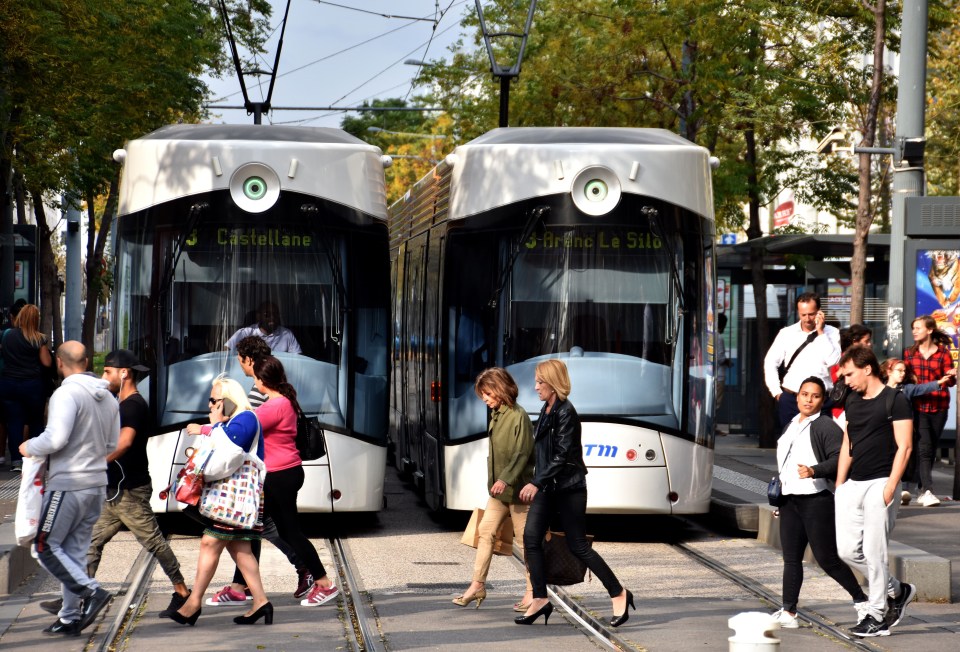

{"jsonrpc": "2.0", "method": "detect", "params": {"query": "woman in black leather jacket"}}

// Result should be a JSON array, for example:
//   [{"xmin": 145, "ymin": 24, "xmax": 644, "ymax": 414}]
[{"xmin": 516, "ymin": 359, "xmax": 634, "ymax": 627}]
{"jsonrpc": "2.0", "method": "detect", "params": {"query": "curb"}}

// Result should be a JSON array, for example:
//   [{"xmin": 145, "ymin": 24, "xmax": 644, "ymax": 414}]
[{"xmin": 0, "ymin": 521, "xmax": 39, "ymax": 596}]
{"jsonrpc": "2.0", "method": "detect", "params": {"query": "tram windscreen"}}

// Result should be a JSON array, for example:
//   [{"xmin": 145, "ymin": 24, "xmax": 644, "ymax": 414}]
[
  {"xmin": 446, "ymin": 224, "xmax": 689, "ymax": 439},
  {"xmin": 115, "ymin": 208, "xmax": 388, "ymax": 441}
]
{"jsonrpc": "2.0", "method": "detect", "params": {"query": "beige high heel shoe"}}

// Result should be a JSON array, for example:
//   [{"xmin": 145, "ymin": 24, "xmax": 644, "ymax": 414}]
[{"xmin": 452, "ymin": 588, "xmax": 486, "ymax": 608}]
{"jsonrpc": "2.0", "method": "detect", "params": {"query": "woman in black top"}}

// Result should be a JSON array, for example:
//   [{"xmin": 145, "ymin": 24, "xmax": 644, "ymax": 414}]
[
  {"xmin": 0, "ymin": 304, "xmax": 52, "ymax": 471},
  {"xmin": 516, "ymin": 359, "xmax": 633, "ymax": 627}
]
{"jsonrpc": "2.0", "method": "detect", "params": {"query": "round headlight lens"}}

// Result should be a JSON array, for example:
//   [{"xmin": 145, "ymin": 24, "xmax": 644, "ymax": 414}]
[
  {"xmin": 584, "ymin": 179, "xmax": 608, "ymax": 202},
  {"xmin": 243, "ymin": 176, "xmax": 267, "ymax": 200}
]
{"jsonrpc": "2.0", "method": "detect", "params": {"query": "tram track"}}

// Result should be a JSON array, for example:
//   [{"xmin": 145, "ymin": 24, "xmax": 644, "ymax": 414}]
[
  {"xmin": 90, "ymin": 545, "xmax": 157, "ymax": 651},
  {"xmin": 671, "ymin": 539, "xmax": 881, "ymax": 652},
  {"xmin": 329, "ymin": 536, "xmax": 386, "ymax": 652},
  {"xmin": 507, "ymin": 550, "xmax": 635, "ymax": 651}
]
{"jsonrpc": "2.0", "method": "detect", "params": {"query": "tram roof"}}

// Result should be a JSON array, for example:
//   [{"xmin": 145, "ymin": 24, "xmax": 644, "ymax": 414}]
[
  {"xmin": 467, "ymin": 127, "xmax": 697, "ymax": 147},
  {"xmin": 141, "ymin": 124, "xmax": 366, "ymax": 145}
]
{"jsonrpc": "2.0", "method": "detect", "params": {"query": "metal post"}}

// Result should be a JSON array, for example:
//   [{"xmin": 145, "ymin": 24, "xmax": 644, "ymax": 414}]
[
  {"xmin": 886, "ymin": 0, "xmax": 928, "ymax": 355},
  {"xmin": 1, "ymin": 161, "xmax": 13, "ymax": 313},
  {"xmin": 63, "ymin": 194, "xmax": 82, "ymax": 342},
  {"xmin": 499, "ymin": 77, "xmax": 510, "ymax": 128}
]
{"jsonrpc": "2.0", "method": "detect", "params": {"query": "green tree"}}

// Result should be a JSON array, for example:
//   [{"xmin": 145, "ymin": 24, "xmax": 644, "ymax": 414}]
[{"xmin": 1, "ymin": 0, "xmax": 270, "ymax": 354}]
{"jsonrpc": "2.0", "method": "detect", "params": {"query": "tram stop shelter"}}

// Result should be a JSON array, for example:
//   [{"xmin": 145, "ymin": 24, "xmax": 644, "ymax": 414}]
[{"xmin": 716, "ymin": 233, "xmax": 917, "ymax": 436}]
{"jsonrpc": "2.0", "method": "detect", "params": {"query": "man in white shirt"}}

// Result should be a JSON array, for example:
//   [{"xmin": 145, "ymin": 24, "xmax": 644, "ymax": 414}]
[
  {"xmin": 763, "ymin": 292, "xmax": 841, "ymax": 430},
  {"xmin": 225, "ymin": 301, "xmax": 301, "ymax": 354}
]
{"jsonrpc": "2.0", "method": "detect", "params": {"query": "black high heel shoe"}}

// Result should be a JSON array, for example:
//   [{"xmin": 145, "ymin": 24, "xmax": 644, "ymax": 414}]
[
  {"xmin": 169, "ymin": 607, "xmax": 201, "ymax": 626},
  {"xmin": 234, "ymin": 602, "xmax": 274, "ymax": 625},
  {"xmin": 609, "ymin": 590, "xmax": 635, "ymax": 628},
  {"xmin": 514, "ymin": 601, "xmax": 553, "ymax": 626}
]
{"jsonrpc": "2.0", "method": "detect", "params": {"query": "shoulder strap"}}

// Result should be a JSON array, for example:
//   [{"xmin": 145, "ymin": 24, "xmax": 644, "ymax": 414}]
[
  {"xmin": 885, "ymin": 387, "xmax": 897, "ymax": 421},
  {"xmin": 784, "ymin": 331, "xmax": 818, "ymax": 377}
]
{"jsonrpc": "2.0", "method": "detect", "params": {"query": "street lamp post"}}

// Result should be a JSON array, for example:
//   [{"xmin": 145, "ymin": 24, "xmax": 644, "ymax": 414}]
[{"xmin": 474, "ymin": 0, "xmax": 539, "ymax": 128}]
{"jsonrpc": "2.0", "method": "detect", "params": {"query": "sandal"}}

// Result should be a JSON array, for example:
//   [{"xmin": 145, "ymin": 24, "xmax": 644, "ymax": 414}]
[{"xmin": 513, "ymin": 600, "xmax": 531, "ymax": 613}]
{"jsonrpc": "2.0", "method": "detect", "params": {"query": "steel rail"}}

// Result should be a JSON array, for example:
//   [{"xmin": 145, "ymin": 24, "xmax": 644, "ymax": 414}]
[
  {"xmin": 329, "ymin": 537, "xmax": 386, "ymax": 652},
  {"xmin": 91, "ymin": 545, "xmax": 158, "ymax": 652},
  {"xmin": 507, "ymin": 548, "xmax": 631, "ymax": 651},
  {"xmin": 672, "ymin": 541, "xmax": 881, "ymax": 652}
]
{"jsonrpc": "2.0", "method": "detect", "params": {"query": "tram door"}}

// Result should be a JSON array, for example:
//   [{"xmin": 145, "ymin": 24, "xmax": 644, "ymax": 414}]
[
  {"xmin": 421, "ymin": 230, "xmax": 445, "ymax": 510},
  {"xmin": 403, "ymin": 235, "xmax": 428, "ymax": 494}
]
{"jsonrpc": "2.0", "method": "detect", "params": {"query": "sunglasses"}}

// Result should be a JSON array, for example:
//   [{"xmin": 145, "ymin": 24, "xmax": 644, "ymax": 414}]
[{"xmin": 208, "ymin": 397, "xmax": 223, "ymax": 406}]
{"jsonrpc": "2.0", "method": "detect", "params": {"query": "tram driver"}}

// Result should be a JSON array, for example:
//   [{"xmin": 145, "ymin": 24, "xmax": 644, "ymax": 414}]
[{"xmin": 225, "ymin": 302, "xmax": 302, "ymax": 354}]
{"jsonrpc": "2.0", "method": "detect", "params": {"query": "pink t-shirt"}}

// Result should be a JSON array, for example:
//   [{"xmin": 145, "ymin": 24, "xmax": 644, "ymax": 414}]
[{"xmin": 255, "ymin": 395, "xmax": 301, "ymax": 473}]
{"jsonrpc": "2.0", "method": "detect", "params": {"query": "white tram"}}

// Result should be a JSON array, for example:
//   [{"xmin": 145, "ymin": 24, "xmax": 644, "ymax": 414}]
[
  {"xmin": 388, "ymin": 127, "xmax": 717, "ymax": 513},
  {"xmin": 112, "ymin": 125, "xmax": 390, "ymax": 512}
]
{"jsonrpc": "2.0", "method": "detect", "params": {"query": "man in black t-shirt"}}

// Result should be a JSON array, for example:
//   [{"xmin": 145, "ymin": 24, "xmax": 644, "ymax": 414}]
[
  {"xmin": 835, "ymin": 346, "xmax": 916, "ymax": 638},
  {"xmin": 86, "ymin": 350, "xmax": 191, "ymax": 619}
]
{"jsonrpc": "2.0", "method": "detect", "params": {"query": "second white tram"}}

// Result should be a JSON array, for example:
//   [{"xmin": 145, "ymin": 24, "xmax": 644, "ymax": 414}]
[
  {"xmin": 389, "ymin": 127, "xmax": 717, "ymax": 514},
  {"xmin": 112, "ymin": 124, "xmax": 390, "ymax": 513}
]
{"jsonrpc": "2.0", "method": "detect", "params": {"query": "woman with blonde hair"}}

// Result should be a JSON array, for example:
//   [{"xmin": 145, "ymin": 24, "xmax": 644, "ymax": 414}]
[
  {"xmin": 175, "ymin": 375, "xmax": 273, "ymax": 626},
  {"xmin": 0, "ymin": 303, "xmax": 53, "ymax": 471},
  {"xmin": 452, "ymin": 367, "xmax": 534, "ymax": 611},
  {"xmin": 516, "ymin": 359, "xmax": 633, "ymax": 627}
]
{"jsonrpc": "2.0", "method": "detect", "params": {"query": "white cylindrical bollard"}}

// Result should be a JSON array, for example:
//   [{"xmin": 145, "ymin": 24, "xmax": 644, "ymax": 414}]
[{"xmin": 728, "ymin": 611, "xmax": 781, "ymax": 652}]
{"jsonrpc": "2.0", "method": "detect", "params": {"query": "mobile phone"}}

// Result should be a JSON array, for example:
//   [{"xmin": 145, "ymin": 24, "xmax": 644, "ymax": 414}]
[{"xmin": 221, "ymin": 398, "xmax": 238, "ymax": 417}]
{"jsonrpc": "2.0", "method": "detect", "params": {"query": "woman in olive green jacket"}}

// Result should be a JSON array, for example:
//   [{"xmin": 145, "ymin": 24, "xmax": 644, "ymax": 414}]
[{"xmin": 453, "ymin": 368, "xmax": 535, "ymax": 611}]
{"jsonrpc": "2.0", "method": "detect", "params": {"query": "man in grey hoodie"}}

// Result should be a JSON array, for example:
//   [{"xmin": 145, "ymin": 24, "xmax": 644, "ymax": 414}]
[{"xmin": 20, "ymin": 341, "xmax": 120, "ymax": 636}]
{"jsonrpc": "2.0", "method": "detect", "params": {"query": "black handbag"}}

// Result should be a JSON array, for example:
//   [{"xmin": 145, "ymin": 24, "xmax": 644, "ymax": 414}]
[
  {"xmin": 767, "ymin": 439, "xmax": 794, "ymax": 507},
  {"xmin": 296, "ymin": 408, "xmax": 326, "ymax": 461},
  {"xmin": 543, "ymin": 530, "xmax": 593, "ymax": 586},
  {"xmin": 767, "ymin": 476, "xmax": 786, "ymax": 507}
]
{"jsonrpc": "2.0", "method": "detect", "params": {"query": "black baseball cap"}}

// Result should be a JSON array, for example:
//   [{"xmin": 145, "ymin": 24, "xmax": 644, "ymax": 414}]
[{"xmin": 103, "ymin": 349, "xmax": 149, "ymax": 372}]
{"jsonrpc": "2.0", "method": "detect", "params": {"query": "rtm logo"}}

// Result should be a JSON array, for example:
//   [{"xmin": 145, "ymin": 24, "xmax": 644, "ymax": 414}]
[{"xmin": 584, "ymin": 444, "xmax": 618, "ymax": 458}]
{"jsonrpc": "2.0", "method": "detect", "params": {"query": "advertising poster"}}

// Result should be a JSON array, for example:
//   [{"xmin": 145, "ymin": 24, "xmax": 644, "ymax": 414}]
[
  {"xmin": 915, "ymin": 249, "xmax": 959, "ymax": 430},
  {"xmin": 915, "ymin": 250, "xmax": 960, "ymax": 353}
]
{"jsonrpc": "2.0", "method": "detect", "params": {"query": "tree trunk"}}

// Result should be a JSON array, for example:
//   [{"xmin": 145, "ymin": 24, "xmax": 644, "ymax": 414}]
[
  {"xmin": 81, "ymin": 176, "xmax": 118, "ymax": 361},
  {"xmin": 744, "ymin": 127, "xmax": 779, "ymax": 448},
  {"xmin": 850, "ymin": 0, "xmax": 887, "ymax": 324},
  {"xmin": 32, "ymin": 189, "xmax": 63, "ymax": 348}
]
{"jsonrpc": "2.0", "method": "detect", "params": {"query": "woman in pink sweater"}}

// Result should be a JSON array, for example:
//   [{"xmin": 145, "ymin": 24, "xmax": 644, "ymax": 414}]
[{"xmin": 254, "ymin": 356, "xmax": 339, "ymax": 607}]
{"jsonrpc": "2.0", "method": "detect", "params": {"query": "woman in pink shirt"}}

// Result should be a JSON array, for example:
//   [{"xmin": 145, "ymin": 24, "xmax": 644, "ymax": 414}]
[{"xmin": 253, "ymin": 356, "xmax": 339, "ymax": 607}]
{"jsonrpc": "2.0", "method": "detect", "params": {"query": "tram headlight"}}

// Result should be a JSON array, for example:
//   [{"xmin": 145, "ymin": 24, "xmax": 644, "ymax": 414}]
[
  {"xmin": 229, "ymin": 163, "xmax": 281, "ymax": 213},
  {"xmin": 243, "ymin": 176, "xmax": 267, "ymax": 200},
  {"xmin": 584, "ymin": 179, "xmax": 608, "ymax": 202},
  {"xmin": 571, "ymin": 166, "xmax": 621, "ymax": 216}
]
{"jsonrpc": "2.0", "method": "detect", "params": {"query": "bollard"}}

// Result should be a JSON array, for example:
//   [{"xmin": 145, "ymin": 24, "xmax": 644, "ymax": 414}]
[{"xmin": 728, "ymin": 611, "xmax": 780, "ymax": 652}]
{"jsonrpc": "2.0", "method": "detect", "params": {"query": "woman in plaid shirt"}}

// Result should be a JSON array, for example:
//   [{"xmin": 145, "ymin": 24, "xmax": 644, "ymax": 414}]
[{"xmin": 902, "ymin": 315, "xmax": 957, "ymax": 507}]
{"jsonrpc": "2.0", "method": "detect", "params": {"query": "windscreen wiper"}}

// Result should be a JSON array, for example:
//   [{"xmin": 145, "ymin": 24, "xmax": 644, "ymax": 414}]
[{"xmin": 488, "ymin": 205, "xmax": 550, "ymax": 310}]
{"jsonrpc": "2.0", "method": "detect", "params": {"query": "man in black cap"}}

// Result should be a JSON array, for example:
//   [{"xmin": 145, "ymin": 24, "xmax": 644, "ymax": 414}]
[{"xmin": 82, "ymin": 350, "xmax": 190, "ymax": 618}]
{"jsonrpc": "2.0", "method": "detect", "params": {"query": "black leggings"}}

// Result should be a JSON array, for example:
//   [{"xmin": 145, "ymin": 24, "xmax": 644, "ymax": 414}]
[
  {"xmin": 779, "ymin": 490, "xmax": 866, "ymax": 613},
  {"xmin": 523, "ymin": 487, "xmax": 622, "ymax": 599},
  {"xmin": 915, "ymin": 410, "xmax": 947, "ymax": 493},
  {"xmin": 235, "ymin": 466, "xmax": 325, "ymax": 584}
]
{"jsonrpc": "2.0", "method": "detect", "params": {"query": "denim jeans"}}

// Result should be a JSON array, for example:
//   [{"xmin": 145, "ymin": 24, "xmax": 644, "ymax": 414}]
[{"xmin": 523, "ymin": 486, "xmax": 622, "ymax": 599}]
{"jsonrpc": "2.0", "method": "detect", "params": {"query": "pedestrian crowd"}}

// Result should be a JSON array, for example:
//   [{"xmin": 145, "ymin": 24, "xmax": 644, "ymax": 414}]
[
  {"xmin": 5, "ymin": 292, "xmax": 954, "ymax": 640},
  {"xmin": 763, "ymin": 292, "xmax": 956, "ymax": 638}
]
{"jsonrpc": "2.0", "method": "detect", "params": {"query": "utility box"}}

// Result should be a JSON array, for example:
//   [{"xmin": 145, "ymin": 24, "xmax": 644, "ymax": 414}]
[{"xmin": 904, "ymin": 197, "xmax": 960, "ymax": 445}]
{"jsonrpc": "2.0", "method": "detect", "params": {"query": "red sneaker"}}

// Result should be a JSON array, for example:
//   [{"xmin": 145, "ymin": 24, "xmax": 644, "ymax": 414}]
[
  {"xmin": 294, "ymin": 569, "xmax": 314, "ymax": 599},
  {"xmin": 300, "ymin": 583, "xmax": 339, "ymax": 607},
  {"xmin": 205, "ymin": 586, "xmax": 250, "ymax": 606}
]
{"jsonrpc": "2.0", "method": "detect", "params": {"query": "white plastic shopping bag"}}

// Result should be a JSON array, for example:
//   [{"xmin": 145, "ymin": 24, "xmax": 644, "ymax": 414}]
[{"xmin": 15, "ymin": 456, "xmax": 46, "ymax": 547}]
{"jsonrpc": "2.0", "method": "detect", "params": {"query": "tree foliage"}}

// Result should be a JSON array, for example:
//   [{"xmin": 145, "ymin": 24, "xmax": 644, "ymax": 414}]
[{"xmin": 0, "ymin": 0, "xmax": 271, "ymax": 353}]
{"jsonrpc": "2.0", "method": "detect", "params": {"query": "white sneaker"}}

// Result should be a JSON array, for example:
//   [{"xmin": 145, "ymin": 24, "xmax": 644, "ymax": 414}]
[
  {"xmin": 900, "ymin": 490, "xmax": 911, "ymax": 505},
  {"xmin": 773, "ymin": 608, "xmax": 799, "ymax": 628},
  {"xmin": 917, "ymin": 490, "xmax": 941, "ymax": 507},
  {"xmin": 854, "ymin": 601, "xmax": 870, "ymax": 623}
]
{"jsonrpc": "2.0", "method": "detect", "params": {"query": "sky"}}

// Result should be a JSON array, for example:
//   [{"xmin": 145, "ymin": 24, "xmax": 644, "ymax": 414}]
[{"xmin": 203, "ymin": 0, "xmax": 473, "ymax": 128}]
